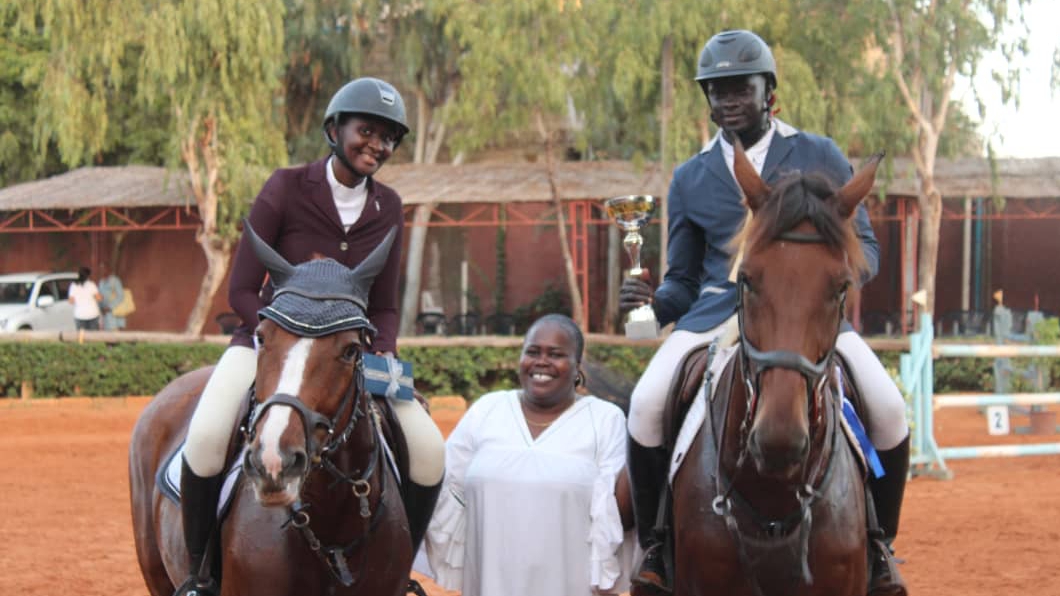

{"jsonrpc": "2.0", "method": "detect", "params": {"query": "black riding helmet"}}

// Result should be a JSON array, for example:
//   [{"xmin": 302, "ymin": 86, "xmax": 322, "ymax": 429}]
[
  {"xmin": 323, "ymin": 77, "xmax": 410, "ymax": 170},
  {"xmin": 695, "ymin": 30, "xmax": 777, "ymax": 90}
]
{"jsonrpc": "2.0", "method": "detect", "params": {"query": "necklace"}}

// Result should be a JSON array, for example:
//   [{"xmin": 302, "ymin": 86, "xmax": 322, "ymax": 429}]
[{"xmin": 524, "ymin": 417, "xmax": 554, "ymax": 428}]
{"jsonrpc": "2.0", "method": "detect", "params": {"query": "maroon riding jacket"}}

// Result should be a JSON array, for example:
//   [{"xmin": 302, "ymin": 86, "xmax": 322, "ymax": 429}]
[{"xmin": 228, "ymin": 158, "xmax": 404, "ymax": 353}]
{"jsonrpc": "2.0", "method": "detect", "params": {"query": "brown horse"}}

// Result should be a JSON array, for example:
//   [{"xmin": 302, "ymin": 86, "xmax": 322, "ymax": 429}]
[
  {"xmin": 129, "ymin": 227, "xmax": 413, "ymax": 596},
  {"xmin": 671, "ymin": 145, "xmax": 883, "ymax": 596}
]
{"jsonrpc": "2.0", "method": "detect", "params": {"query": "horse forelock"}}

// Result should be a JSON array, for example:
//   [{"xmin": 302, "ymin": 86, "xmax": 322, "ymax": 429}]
[{"xmin": 733, "ymin": 171, "xmax": 868, "ymax": 278}]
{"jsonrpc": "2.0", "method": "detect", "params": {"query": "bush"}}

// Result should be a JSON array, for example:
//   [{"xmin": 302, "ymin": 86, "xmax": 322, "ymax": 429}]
[
  {"xmin": 1, "ymin": 340, "xmax": 1052, "ymax": 400},
  {"xmin": 0, "ymin": 342, "xmax": 226, "ymax": 398}
]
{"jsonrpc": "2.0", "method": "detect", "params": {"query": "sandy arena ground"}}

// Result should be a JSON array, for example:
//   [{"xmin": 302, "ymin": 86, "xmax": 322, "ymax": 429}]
[{"xmin": 1, "ymin": 395, "xmax": 1057, "ymax": 596}]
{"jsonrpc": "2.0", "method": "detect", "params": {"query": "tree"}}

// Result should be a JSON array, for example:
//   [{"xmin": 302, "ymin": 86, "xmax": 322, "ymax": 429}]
[
  {"xmin": 20, "ymin": 0, "xmax": 288, "ymax": 334},
  {"xmin": 873, "ymin": 0, "xmax": 1032, "ymax": 315},
  {"xmin": 429, "ymin": 0, "xmax": 598, "ymax": 328}
]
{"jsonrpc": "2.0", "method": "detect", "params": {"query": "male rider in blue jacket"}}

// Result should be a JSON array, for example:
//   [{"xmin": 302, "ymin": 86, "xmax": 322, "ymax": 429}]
[{"xmin": 622, "ymin": 30, "xmax": 909, "ymax": 596}]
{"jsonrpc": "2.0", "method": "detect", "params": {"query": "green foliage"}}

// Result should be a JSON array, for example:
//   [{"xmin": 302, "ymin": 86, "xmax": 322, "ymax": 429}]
[
  {"xmin": 0, "ymin": 343, "xmax": 225, "ymax": 398},
  {"xmin": 2, "ymin": 341, "xmax": 1053, "ymax": 402},
  {"xmin": 510, "ymin": 283, "xmax": 571, "ymax": 332},
  {"xmin": 586, "ymin": 344, "xmax": 656, "ymax": 382},
  {"xmin": 433, "ymin": 0, "xmax": 595, "ymax": 154},
  {"xmin": 403, "ymin": 346, "xmax": 521, "ymax": 400}
]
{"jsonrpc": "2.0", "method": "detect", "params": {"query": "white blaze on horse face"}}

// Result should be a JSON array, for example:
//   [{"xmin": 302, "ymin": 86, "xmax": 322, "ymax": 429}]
[{"xmin": 259, "ymin": 338, "xmax": 314, "ymax": 479}]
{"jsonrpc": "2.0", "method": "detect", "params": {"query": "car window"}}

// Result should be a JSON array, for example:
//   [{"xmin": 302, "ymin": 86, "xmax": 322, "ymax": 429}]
[
  {"xmin": 37, "ymin": 281, "xmax": 58, "ymax": 300},
  {"xmin": 0, "ymin": 282, "xmax": 33, "ymax": 304},
  {"xmin": 54, "ymin": 279, "xmax": 73, "ymax": 299}
]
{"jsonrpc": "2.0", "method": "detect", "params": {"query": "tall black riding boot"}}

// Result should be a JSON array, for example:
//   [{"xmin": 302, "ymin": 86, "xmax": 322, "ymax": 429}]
[
  {"xmin": 403, "ymin": 480, "xmax": 442, "ymax": 596},
  {"xmin": 403, "ymin": 479, "xmax": 443, "ymax": 553},
  {"xmin": 628, "ymin": 439, "xmax": 672, "ymax": 596},
  {"xmin": 175, "ymin": 456, "xmax": 224, "ymax": 596},
  {"xmin": 867, "ymin": 435, "xmax": 910, "ymax": 596}
]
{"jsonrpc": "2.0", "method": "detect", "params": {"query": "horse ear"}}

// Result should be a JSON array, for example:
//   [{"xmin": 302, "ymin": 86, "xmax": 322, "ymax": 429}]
[
  {"xmin": 732, "ymin": 138, "xmax": 771, "ymax": 212},
  {"xmin": 346, "ymin": 226, "xmax": 397, "ymax": 305},
  {"xmin": 835, "ymin": 152, "xmax": 884, "ymax": 218},
  {"xmin": 242, "ymin": 219, "xmax": 295, "ymax": 287}
]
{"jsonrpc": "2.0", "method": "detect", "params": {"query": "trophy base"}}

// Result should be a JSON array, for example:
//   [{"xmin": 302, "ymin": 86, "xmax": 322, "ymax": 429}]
[{"xmin": 624, "ymin": 318, "xmax": 659, "ymax": 340}]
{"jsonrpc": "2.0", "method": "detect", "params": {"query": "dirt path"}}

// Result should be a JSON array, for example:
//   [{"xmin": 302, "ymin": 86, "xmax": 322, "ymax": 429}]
[{"xmin": 1, "ymin": 396, "xmax": 1057, "ymax": 595}]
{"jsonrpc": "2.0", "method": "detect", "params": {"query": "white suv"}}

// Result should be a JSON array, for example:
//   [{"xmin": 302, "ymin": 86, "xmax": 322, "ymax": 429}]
[{"xmin": 0, "ymin": 271, "xmax": 79, "ymax": 332}]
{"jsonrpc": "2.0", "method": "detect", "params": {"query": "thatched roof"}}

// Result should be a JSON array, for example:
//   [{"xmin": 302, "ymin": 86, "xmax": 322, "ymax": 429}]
[
  {"xmin": 0, "ymin": 165, "xmax": 193, "ymax": 210},
  {"xmin": 881, "ymin": 156, "xmax": 1060, "ymax": 199},
  {"xmin": 374, "ymin": 160, "xmax": 668, "ymax": 204},
  {"xmin": 1, "ymin": 156, "xmax": 1057, "ymax": 211}
]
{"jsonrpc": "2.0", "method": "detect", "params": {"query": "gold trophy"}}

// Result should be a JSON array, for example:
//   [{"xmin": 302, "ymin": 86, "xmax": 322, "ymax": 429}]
[{"xmin": 604, "ymin": 194, "xmax": 659, "ymax": 340}]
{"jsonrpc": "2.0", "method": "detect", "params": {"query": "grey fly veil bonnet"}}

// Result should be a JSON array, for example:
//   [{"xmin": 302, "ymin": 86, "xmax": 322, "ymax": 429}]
[{"xmin": 242, "ymin": 220, "xmax": 397, "ymax": 338}]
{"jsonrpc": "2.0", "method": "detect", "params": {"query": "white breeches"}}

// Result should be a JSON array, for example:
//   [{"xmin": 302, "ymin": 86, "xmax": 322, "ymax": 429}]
[
  {"xmin": 835, "ymin": 331, "xmax": 910, "ymax": 450},
  {"xmin": 185, "ymin": 346, "xmax": 258, "ymax": 476},
  {"xmin": 184, "ymin": 345, "xmax": 446, "ymax": 485},
  {"xmin": 391, "ymin": 396, "xmax": 446, "ymax": 486},
  {"xmin": 627, "ymin": 325, "xmax": 909, "ymax": 451}
]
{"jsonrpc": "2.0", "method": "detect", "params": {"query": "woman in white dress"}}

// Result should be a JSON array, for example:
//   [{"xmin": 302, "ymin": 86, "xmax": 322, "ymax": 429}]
[{"xmin": 425, "ymin": 314, "xmax": 631, "ymax": 596}]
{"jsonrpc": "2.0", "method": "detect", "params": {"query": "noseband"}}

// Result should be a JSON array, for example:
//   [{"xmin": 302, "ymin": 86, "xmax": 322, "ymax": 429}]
[
  {"xmin": 244, "ymin": 349, "xmax": 369, "ymax": 463},
  {"xmin": 735, "ymin": 230, "xmax": 846, "ymax": 431}
]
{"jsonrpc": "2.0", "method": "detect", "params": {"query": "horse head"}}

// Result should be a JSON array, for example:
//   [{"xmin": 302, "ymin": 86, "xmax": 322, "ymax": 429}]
[
  {"xmin": 731, "ymin": 143, "xmax": 881, "ymax": 482},
  {"xmin": 239, "ymin": 222, "xmax": 396, "ymax": 507}
]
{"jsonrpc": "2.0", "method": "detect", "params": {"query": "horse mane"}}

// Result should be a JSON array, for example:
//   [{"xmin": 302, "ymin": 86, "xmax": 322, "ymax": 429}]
[{"xmin": 729, "ymin": 170, "xmax": 869, "ymax": 278}]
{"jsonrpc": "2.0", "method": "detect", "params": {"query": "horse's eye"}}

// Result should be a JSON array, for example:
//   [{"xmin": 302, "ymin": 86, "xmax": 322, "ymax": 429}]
[
  {"xmin": 834, "ymin": 281, "xmax": 851, "ymax": 301},
  {"xmin": 341, "ymin": 343, "xmax": 361, "ymax": 363},
  {"xmin": 740, "ymin": 275, "xmax": 756, "ymax": 295}
]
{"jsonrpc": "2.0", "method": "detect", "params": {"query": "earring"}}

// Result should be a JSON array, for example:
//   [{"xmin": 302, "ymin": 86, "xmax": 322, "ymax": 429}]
[{"xmin": 575, "ymin": 371, "xmax": 585, "ymax": 387}]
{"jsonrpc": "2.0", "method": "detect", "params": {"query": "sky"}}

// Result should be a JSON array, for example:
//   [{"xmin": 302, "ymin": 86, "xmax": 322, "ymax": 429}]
[{"xmin": 954, "ymin": 1, "xmax": 1060, "ymax": 158}]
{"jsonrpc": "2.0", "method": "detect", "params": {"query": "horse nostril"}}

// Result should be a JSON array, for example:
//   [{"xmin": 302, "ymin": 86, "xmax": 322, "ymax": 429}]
[
  {"xmin": 244, "ymin": 449, "xmax": 264, "ymax": 477},
  {"xmin": 286, "ymin": 450, "xmax": 308, "ymax": 476}
]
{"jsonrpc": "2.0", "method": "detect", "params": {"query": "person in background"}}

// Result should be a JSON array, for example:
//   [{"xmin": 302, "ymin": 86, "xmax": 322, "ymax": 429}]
[
  {"xmin": 98, "ymin": 262, "xmax": 126, "ymax": 330},
  {"xmin": 424, "ymin": 314, "xmax": 632, "ymax": 596},
  {"xmin": 619, "ymin": 30, "xmax": 909, "ymax": 596},
  {"xmin": 175, "ymin": 77, "xmax": 445, "ymax": 596},
  {"xmin": 68, "ymin": 266, "xmax": 102, "ymax": 331}
]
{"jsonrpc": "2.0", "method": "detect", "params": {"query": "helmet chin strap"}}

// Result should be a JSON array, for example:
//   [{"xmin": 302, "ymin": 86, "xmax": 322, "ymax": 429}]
[{"xmin": 323, "ymin": 123, "xmax": 363, "ymax": 185}]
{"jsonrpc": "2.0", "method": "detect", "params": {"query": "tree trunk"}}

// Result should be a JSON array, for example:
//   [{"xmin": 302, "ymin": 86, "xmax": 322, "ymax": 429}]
[
  {"xmin": 399, "ymin": 97, "xmax": 453, "ymax": 337},
  {"xmin": 917, "ymin": 179, "xmax": 942, "ymax": 319},
  {"xmin": 658, "ymin": 35, "xmax": 673, "ymax": 279},
  {"xmin": 185, "ymin": 235, "xmax": 232, "ymax": 335},
  {"xmin": 536, "ymin": 111, "xmax": 585, "ymax": 328},
  {"xmin": 400, "ymin": 204, "xmax": 433, "ymax": 336},
  {"xmin": 179, "ymin": 111, "xmax": 232, "ymax": 335},
  {"xmin": 605, "ymin": 225, "xmax": 619, "ymax": 334}
]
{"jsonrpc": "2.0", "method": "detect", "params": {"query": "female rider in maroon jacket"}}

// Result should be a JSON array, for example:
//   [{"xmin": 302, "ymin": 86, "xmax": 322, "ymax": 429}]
[{"xmin": 176, "ymin": 78, "xmax": 445, "ymax": 596}]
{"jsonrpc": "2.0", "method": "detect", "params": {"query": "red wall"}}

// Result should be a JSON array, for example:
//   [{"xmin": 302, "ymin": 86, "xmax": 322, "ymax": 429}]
[{"xmin": 3, "ymin": 197, "xmax": 1055, "ymax": 335}]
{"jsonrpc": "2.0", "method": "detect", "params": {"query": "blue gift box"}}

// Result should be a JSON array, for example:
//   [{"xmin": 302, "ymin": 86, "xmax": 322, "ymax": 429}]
[{"xmin": 362, "ymin": 353, "xmax": 415, "ymax": 401}]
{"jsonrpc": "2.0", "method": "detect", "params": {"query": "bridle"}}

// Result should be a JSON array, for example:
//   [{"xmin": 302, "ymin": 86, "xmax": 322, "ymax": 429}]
[
  {"xmin": 709, "ymin": 229, "xmax": 850, "ymax": 595},
  {"xmin": 242, "ymin": 329, "xmax": 388, "ymax": 587},
  {"xmin": 735, "ymin": 230, "xmax": 847, "ymax": 433}
]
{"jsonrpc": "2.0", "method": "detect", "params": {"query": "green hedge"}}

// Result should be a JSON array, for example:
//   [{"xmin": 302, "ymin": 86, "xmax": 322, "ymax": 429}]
[{"xmin": 0, "ymin": 341, "xmax": 1054, "ymax": 400}]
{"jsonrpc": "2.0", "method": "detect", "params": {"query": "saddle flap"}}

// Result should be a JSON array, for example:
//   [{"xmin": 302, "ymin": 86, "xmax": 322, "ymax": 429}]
[{"xmin": 662, "ymin": 342, "xmax": 715, "ymax": 452}]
